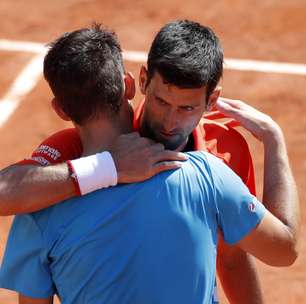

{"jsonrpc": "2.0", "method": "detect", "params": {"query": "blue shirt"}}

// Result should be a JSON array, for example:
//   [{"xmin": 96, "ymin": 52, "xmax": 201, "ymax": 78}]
[{"xmin": 0, "ymin": 152, "xmax": 265, "ymax": 303}]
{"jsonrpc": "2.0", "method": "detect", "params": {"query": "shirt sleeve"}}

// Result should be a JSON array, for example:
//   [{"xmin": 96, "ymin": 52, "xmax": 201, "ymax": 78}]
[
  {"xmin": 205, "ymin": 152, "xmax": 266, "ymax": 245},
  {"xmin": 225, "ymin": 127, "xmax": 257, "ymax": 196},
  {"xmin": 17, "ymin": 128, "xmax": 83, "ymax": 166},
  {"xmin": 203, "ymin": 121, "xmax": 257, "ymax": 196},
  {"xmin": 0, "ymin": 214, "xmax": 55, "ymax": 298}
]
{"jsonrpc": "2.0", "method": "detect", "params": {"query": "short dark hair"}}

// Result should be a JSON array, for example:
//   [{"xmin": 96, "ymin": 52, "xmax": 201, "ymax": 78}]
[
  {"xmin": 147, "ymin": 20, "xmax": 223, "ymax": 98},
  {"xmin": 44, "ymin": 23, "xmax": 125, "ymax": 125}
]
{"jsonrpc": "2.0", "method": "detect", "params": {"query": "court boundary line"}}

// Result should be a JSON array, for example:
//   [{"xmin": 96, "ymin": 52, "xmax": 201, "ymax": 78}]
[
  {"xmin": 1, "ymin": 38, "xmax": 306, "ymax": 75},
  {"xmin": 1, "ymin": 38, "xmax": 306, "ymax": 128},
  {"xmin": 0, "ymin": 52, "xmax": 44, "ymax": 128}
]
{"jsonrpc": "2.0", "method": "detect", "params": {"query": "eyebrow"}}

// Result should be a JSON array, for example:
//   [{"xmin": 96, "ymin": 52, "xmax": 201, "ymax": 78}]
[
  {"xmin": 155, "ymin": 95, "xmax": 169, "ymax": 104},
  {"xmin": 155, "ymin": 94, "xmax": 201, "ymax": 108}
]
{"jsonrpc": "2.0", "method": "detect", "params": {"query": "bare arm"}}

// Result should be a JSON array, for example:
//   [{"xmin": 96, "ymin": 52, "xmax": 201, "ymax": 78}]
[
  {"xmin": 19, "ymin": 294, "xmax": 53, "ymax": 304},
  {"xmin": 0, "ymin": 132, "xmax": 186, "ymax": 216},
  {"xmin": 208, "ymin": 104, "xmax": 264, "ymax": 303},
  {"xmin": 217, "ymin": 98, "xmax": 300, "ymax": 266},
  {"xmin": 0, "ymin": 163, "xmax": 74, "ymax": 215},
  {"xmin": 217, "ymin": 235, "xmax": 263, "ymax": 304}
]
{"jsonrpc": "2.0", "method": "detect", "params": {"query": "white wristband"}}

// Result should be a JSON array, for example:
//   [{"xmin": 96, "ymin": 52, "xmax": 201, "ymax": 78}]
[{"xmin": 70, "ymin": 151, "xmax": 118, "ymax": 195}]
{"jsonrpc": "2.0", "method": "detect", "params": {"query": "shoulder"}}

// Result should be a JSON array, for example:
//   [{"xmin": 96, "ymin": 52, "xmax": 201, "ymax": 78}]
[
  {"xmin": 197, "ymin": 118, "xmax": 253, "ymax": 183},
  {"xmin": 185, "ymin": 151, "xmax": 246, "ymax": 190},
  {"xmin": 11, "ymin": 197, "xmax": 83, "ymax": 248},
  {"xmin": 201, "ymin": 118, "xmax": 250, "ymax": 156},
  {"xmin": 19, "ymin": 128, "xmax": 83, "ymax": 165},
  {"xmin": 186, "ymin": 151, "xmax": 233, "ymax": 177},
  {"xmin": 43, "ymin": 128, "xmax": 81, "ymax": 143},
  {"xmin": 178, "ymin": 151, "xmax": 223, "ymax": 188}
]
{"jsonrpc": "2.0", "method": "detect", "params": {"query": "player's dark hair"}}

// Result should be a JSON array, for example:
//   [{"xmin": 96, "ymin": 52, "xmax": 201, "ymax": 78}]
[
  {"xmin": 147, "ymin": 20, "xmax": 223, "ymax": 99},
  {"xmin": 44, "ymin": 23, "xmax": 125, "ymax": 125}
]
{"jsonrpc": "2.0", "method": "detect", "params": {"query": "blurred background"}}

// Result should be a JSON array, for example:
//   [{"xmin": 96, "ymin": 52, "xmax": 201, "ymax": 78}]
[{"xmin": 0, "ymin": 1, "xmax": 305, "ymax": 302}]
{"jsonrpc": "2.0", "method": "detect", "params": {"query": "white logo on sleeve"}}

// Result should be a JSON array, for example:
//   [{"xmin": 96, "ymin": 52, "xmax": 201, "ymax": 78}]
[{"xmin": 248, "ymin": 199, "xmax": 257, "ymax": 212}]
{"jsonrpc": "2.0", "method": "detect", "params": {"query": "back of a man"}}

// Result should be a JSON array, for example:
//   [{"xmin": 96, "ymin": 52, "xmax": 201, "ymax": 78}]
[{"xmin": 0, "ymin": 151, "xmax": 265, "ymax": 303}]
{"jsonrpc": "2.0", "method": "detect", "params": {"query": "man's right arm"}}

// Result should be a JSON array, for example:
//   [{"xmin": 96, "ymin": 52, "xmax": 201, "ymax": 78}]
[
  {"xmin": 0, "ymin": 132, "xmax": 187, "ymax": 216},
  {"xmin": 216, "ymin": 98, "xmax": 300, "ymax": 266},
  {"xmin": 237, "ymin": 123, "xmax": 299, "ymax": 265},
  {"xmin": 0, "ymin": 163, "xmax": 75, "ymax": 215}
]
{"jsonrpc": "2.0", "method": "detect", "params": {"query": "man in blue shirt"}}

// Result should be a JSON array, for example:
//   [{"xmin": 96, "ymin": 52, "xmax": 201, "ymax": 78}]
[
  {"xmin": 0, "ymin": 24, "xmax": 299, "ymax": 304},
  {"xmin": 1, "ymin": 152, "xmax": 265, "ymax": 304}
]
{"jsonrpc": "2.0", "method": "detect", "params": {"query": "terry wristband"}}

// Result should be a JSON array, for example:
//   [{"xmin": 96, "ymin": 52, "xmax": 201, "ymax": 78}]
[{"xmin": 68, "ymin": 151, "xmax": 118, "ymax": 195}]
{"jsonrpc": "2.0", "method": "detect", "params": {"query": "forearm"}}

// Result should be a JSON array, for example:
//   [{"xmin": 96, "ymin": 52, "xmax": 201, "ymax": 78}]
[
  {"xmin": 216, "ymin": 98, "xmax": 300, "ymax": 265},
  {"xmin": 0, "ymin": 164, "xmax": 76, "ymax": 215},
  {"xmin": 262, "ymin": 125, "xmax": 300, "ymax": 241},
  {"xmin": 217, "ymin": 237, "xmax": 263, "ymax": 304},
  {"xmin": 238, "ymin": 124, "xmax": 300, "ymax": 265}
]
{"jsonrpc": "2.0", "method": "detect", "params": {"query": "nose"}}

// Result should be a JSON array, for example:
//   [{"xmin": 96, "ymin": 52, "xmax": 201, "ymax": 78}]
[{"xmin": 162, "ymin": 109, "xmax": 178, "ymax": 133}]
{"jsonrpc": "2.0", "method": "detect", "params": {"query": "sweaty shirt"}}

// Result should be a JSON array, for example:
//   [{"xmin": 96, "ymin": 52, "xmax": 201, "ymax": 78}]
[{"xmin": 0, "ymin": 152, "xmax": 265, "ymax": 303}]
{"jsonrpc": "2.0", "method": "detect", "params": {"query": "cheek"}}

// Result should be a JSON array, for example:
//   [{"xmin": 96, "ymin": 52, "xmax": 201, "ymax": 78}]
[
  {"xmin": 143, "ymin": 105, "xmax": 162, "ymax": 130},
  {"xmin": 147, "ymin": 103, "xmax": 166, "ymax": 123},
  {"xmin": 181, "ymin": 113, "xmax": 203, "ymax": 133}
]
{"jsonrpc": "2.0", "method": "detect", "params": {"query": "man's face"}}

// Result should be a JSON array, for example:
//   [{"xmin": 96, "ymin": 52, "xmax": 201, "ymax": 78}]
[{"xmin": 139, "ymin": 69, "xmax": 208, "ymax": 151}]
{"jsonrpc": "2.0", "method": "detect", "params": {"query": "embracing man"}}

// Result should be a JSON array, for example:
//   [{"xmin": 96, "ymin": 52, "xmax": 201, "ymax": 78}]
[{"xmin": 0, "ymin": 21, "xmax": 300, "ymax": 304}]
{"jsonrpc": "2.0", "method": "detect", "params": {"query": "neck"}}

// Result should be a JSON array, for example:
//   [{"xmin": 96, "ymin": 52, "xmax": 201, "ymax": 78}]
[
  {"xmin": 77, "ymin": 118, "xmax": 122, "ymax": 156},
  {"xmin": 76, "ymin": 99, "xmax": 133, "ymax": 155}
]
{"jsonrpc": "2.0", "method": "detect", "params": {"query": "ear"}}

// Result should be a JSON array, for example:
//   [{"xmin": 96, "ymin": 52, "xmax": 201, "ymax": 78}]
[
  {"xmin": 51, "ymin": 98, "xmax": 71, "ymax": 121},
  {"xmin": 139, "ymin": 66, "xmax": 148, "ymax": 95},
  {"xmin": 123, "ymin": 72, "xmax": 136, "ymax": 100},
  {"xmin": 206, "ymin": 86, "xmax": 222, "ymax": 111}
]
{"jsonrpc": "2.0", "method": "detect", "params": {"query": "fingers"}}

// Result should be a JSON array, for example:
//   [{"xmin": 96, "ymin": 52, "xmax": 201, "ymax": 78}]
[
  {"xmin": 150, "ymin": 151, "xmax": 188, "ymax": 176},
  {"xmin": 216, "ymin": 99, "xmax": 238, "ymax": 112},
  {"xmin": 119, "ymin": 132, "xmax": 140, "ymax": 139},
  {"xmin": 119, "ymin": 132, "xmax": 155, "ymax": 144},
  {"xmin": 135, "ymin": 137, "xmax": 156, "ymax": 146},
  {"xmin": 152, "ymin": 161, "xmax": 184, "ymax": 175},
  {"xmin": 215, "ymin": 100, "xmax": 240, "ymax": 121},
  {"xmin": 218, "ymin": 97, "xmax": 245, "ymax": 109},
  {"xmin": 215, "ymin": 98, "xmax": 255, "ymax": 124},
  {"xmin": 218, "ymin": 97, "xmax": 259, "ymax": 115},
  {"xmin": 153, "ymin": 150, "xmax": 188, "ymax": 162},
  {"xmin": 118, "ymin": 132, "xmax": 156, "ymax": 147},
  {"xmin": 149, "ymin": 143, "xmax": 166, "ymax": 153},
  {"xmin": 203, "ymin": 110, "xmax": 227, "ymax": 120}
]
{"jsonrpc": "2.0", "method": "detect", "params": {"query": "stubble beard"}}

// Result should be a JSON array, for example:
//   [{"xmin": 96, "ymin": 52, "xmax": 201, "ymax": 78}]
[{"xmin": 140, "ymin": 119, "xmax": 186, "ymax": 151}]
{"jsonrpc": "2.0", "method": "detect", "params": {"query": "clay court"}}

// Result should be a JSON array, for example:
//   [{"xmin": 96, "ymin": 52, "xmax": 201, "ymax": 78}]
[{"xmin": 0, "ymin": 0, "xmax": 305, "ymax": 303}]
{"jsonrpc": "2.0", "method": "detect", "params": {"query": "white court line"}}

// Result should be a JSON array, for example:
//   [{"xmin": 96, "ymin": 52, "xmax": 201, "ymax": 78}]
[
  {"xmin": 124, "ymin": 51, "xmax": 306, "ymax": 75},
  {"xmin": 0, "ymin": 53, "xmax": 44, "ymax": 127},
  {"xmin": 224, "ymin": 58, "xmax": 306, "ymax": 75},
  {"xmin": 1, "ymin": 38, "xmax": 306, "ymax": 75},
  {"xmin": 123, "ymin": 50, "xmax": 147, "ymax": 63},
  {"xmin": 0, "ymin": 38, "xmax": 306, "ymax": 128},
  {"xmin": 0, "ymin": 39, "xmax": 45, "ymax": 53}
]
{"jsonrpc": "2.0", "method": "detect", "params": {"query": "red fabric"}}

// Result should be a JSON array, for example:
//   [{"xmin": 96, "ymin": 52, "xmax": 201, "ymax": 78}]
[
  {"xmin": 18, "ymin": 128, "xmax": 83, "ymax": 166},
  {"xmin": 67, "ymin": 160, "xmax": 82, "ymax": 196},
  {"xmin": 199, "ymin": 118, "xmax": 256, "ymax": 195},
  {"xmin": 18, "ymin": 103, "xmax": 256, "ymax": 195}
]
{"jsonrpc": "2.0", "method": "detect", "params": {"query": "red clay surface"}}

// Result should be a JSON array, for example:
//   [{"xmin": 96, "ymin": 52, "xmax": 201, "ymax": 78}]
[{"xmin": 0, "ymin": 1, "xmax": 305, "ymax": 303}]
